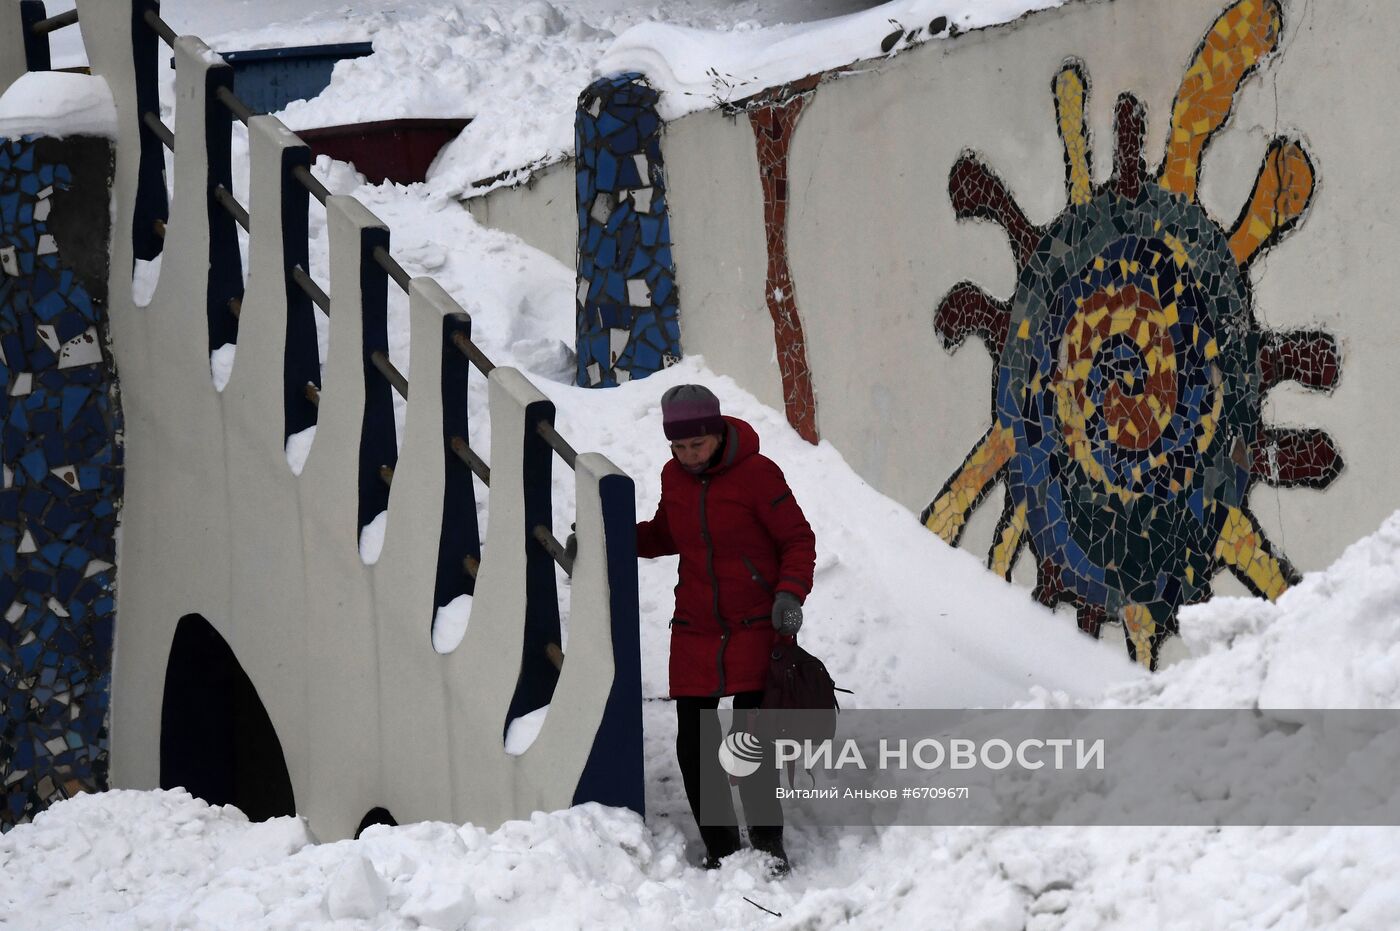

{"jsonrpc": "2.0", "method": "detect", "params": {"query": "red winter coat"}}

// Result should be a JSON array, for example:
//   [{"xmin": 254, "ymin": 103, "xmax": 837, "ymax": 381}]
[{"xmin": 637, "ymin": 416, "xmax": 816, "ymax": 697}]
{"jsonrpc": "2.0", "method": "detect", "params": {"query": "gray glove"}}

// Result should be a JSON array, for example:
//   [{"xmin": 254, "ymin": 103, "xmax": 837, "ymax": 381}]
[
  {"xmin": 564, "ymin": 532, "xmax": 578, "ymax": 563},
  {"xmin": 772, "ymin": 592, "xmax": 803, "ymax": 636}
]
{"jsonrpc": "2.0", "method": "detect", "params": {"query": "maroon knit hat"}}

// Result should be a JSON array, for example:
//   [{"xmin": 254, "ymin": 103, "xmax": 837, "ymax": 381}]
[{"xmin": 661, "ymin": 384, "xmax": 724, "ymax": 440}]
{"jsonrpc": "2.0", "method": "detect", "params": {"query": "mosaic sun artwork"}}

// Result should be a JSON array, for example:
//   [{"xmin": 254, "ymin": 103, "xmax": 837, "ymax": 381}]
[{"xmin": 924, "ymin": 0, "xmax": 1343, "ymax": 669}]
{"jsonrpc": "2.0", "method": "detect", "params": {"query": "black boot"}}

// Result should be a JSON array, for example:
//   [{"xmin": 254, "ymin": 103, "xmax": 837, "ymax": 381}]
[
  {"xmin": 748, "ymin": 826, "xmax": 790, "ymax": 877},
  {"xmin": 700, "ymin": 825, "xmax": 741, "ymax": 869}
]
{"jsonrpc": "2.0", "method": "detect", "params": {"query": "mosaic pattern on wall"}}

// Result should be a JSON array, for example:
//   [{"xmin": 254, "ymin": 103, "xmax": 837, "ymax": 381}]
[
  {"xmin": 574, "ymin": 73, "xmax": 681, "ymax": 387},
  {"xmin": 740, "ymin": 75, "xmax": 822, "ymax": 445},
  {"xmin": 923, "ymin": 0, "xmax": 1342, "ymax": 669},
  {"xmin": 0, "ymin": 134, "xmax": 121, "ymax": 828}
]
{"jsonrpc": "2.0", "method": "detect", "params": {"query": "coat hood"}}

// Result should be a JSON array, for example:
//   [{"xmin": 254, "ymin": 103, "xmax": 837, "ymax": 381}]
[{"xmin": 705, "ymin": 416, "xmax": 760, "ymax": 475}]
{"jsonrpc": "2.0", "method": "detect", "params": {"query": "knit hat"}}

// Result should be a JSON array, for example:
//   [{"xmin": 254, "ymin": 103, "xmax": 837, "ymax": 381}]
[{"xmin": 661, "ymin": 384, "xmax": 724, "ymax": 440}]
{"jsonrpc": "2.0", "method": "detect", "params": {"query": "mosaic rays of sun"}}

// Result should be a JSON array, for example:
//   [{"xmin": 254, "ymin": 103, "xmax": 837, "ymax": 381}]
[{"xmin": 925, "ymin": 0, "xmax": 1343, "ymax": 668}]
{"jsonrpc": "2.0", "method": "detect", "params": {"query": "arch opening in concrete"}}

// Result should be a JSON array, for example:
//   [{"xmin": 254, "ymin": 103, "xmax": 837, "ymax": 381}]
[
  {"xmin": 159, "ymin": 614, "xmax": 295, "ymax": 822},
  {"xmin": 354, "ymin": 806, "xmax": 398, "ymax": 838}
]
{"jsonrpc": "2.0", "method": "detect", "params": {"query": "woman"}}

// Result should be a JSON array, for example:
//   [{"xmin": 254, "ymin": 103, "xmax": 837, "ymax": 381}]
[{"xmin": 637, "ymin": 384, "xmax": 816, "ymax": 873}]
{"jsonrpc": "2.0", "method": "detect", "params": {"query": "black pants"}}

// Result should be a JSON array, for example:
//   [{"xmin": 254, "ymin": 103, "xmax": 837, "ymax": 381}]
[{"xmin": 675, "ymin": 691, "xmax": 783, "ymax": 857}]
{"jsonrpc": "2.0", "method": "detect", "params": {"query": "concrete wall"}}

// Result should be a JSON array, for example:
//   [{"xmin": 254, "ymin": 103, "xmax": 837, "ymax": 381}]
[
  {"xmin": 665, "ymin": 106, "xmax": 783, "ymax": 412},
  {"xmin": 0, "ymin": 2, "xmax": 28, "ymax": 93},
  {"xmin": 465, "ymin": 0, "xmax": 1398, "ymax": 660},
  {"xmin": 747, "ymin": 0, "xmax": 1397, "ymax": 593},
  {"xmin": 58, "ymin": 0, "xmax": 642, "ymax": 839},
  {"xmin": 462, "ymin": 160, "xmax": 576, "ymax": 269}
]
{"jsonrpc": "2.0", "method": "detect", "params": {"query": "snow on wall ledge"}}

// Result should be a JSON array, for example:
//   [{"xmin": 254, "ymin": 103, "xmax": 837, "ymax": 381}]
[
  {"xmin": 593, "ymin": 0, "xmax": 1068, "ymax": 123},
  {"xmin": 2, "ymin": 0, "xmax": 644, "ymax": 840},
  {"xmin": 0, "ymin": 72, "xmax": 117, "ymax": 140}
]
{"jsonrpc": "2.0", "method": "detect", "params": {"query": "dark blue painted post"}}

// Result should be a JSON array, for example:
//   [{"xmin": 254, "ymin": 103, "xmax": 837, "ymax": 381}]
[
  {"xmin": 131, "ymin": 0, "xmax": 168, "ymax": 263},
  {"xmin": 502, "ymin": 398, "xmax": 561, "ymax": 737},
  {"xmin": 434, "ymin": 313, "xmax": 480, "ymax": 611},
  {"xmin": 278, "ymin": 142, "xmax": 317, "ymax": 443},
  {"xmin": 19, "ymin": 2, "xmax": 51, "ymax": 72},
  {"xmin": 202, "ymin": 58, "xmax": 242, "ymax": 354},
  {"xmin": 570, "ymin": 471, "xmax": 644, "ymax": 817},
  {"xmin": 356, "ymin": 226, "xmax": 394, "ymax": 538}
]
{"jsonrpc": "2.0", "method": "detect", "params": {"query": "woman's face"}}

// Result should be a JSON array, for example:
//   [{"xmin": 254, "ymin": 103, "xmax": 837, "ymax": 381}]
[{"xmin": 671, "ymin": 434, "xmax": 721, "ymax": 473}]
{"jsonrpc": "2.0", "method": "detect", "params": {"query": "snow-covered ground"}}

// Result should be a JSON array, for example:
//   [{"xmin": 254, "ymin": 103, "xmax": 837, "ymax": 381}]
[
  {"xmin": 6, "ymin": 515, "xmax": 1400, "ymax": 929},
  {"xmin": 7, "ymin": 0, "xmax": 1400, "ymax": 927}
]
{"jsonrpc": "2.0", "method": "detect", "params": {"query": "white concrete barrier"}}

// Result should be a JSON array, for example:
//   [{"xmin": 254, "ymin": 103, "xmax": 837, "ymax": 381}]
[{"xmin": 65, "ymin": 0, "xmax": 642, "ymax": 839}]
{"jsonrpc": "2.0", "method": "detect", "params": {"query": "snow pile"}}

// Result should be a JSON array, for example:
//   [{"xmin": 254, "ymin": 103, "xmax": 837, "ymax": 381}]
[
  {"xmin": 7, "ymin": 516, "xmax": 1400, "ymax": 929},
  {"xmin": 597, "ymin": 0, "xmax": 1066, "ymax": 120},
  {"xmin": 359, "ymin": 509, "xmax": 388, "ymax": 564},
  {"xmin": 1030, "ymin": 509, "xmax": 1400, "ymax": 711},
  {"xmin": 210, "ymin": 342, "xmax": 236, "ymax": 391},
  {"xmin": 0, "ymin": 72, "xmax": 117, "ymax": 140},
  {"xmin": 815, "ymin": 823, "xmax": 1400, "ymax": 929},
  {"xmin": 431, "ymin": 591, "xmax": 474, "ymax": 653},
  {"xmin": 273, "ymin": 0, "xmax": 616, "ymax": 191},
  {"xmin": 0, "ymin": 789, "xmax": 778, "ymax": 931},
  {"xmin": 285, "ymin": 425, "xmax": 316, "ymax": 475},
  {"xmin": 0, "ymin": 790, "xmax": 314, "ymax": 928}
]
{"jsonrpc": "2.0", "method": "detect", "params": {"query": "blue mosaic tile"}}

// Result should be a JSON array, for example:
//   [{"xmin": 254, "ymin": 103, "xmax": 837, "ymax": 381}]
[
  {"xmin": 574, "ymin": 74, "xmax": 682, "ymax": 387},
  {"xmin": 0, "ymin": 135, "xmax": 120, "ymax": 831}
]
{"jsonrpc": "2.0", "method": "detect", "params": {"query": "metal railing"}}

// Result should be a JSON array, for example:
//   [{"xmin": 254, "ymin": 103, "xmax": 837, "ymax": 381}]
[
  {"xmin": 19, "ymin": 1, "xmax": 80, "ymax": 74},
  {"xmin": 138, "ymin": 4, "xmax": 580, "ymax": 581},
  {"xmin": 30, "ymin": 8, "xmax": 77, "ymax": 36}
]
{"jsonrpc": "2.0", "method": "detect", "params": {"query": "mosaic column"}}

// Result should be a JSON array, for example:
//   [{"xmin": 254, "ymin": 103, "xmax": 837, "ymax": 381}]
[
  {"xmin": 574, "ymin": 73, "xmax": 681, "ymax": 388},
  {"xmin": 744, "ymin": 76, "xmax": 822, "ymax": 445},
  {"xmin": 0, "ymin": 135, "xmax": 121, "ymax": 829}
]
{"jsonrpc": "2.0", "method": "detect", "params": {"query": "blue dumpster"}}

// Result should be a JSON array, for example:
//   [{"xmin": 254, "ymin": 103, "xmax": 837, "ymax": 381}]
[{"xmin": 173, "ymin": 42, "xmax": 375, "ymax": 115}]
